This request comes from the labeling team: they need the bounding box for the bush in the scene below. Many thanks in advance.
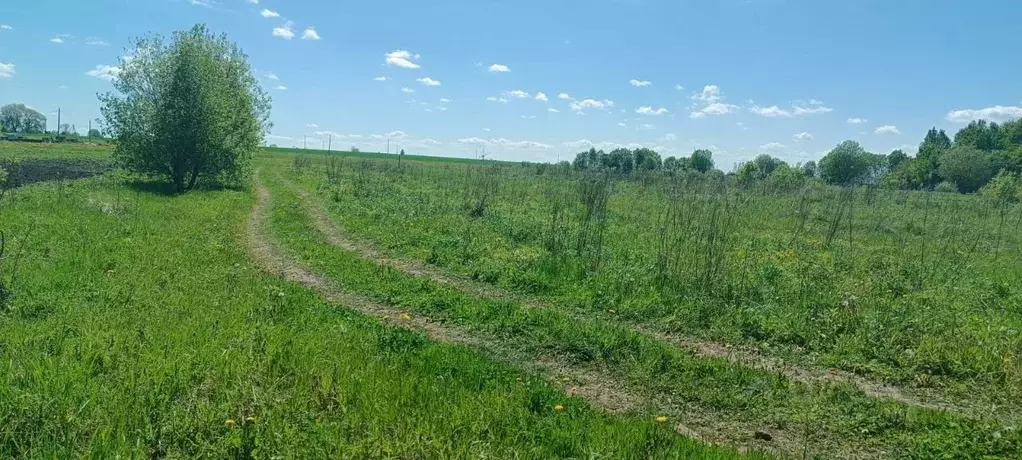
[99,24,271,192]
[934,181,959,193]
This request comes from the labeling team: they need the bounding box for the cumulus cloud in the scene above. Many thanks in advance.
[749,105,791,117]
[946,105,1022,123]
[793,105,833,116]
[301,28,320,40]
[0,25,12,31]
[85,64,120,81]
[557,93,573,100]
[662,133,678,141]
[385,50,420,69]
[85,37,109,46]
[401,87,415,93]
[630,79,652,87]
[307,123,319,128]
[488,64,510,72]
[458,137,552,150]
[689,85,737,118]
[486,96,508,103]
[50,36,65,44]
[374,76,389,81]
[272,22,294,39]
[636,106,669,115]
[847,117,867,124]
[520,115,536,119]
[792,132,813,142]
[548,108,559,113]
[274,85,288,90]
[0,62,14,78]
[674,84,684,90]
[875,125,900,135]
[247,0,258,3]
[692,85,722,103]
[760,142,786,151]
[750,101,833,117]
[416,77,441,86]
[617,122,626,127]
[261,8,279,17]
[570,98,614,113]
[439,98,450,103]
[535,92,548,102]
[505,90,530,99]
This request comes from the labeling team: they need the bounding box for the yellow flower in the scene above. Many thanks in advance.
[399,313,411,321]
[245,416,257,423]
[225,419,236,428]
[655,415,668,423]
[554,404,565,413]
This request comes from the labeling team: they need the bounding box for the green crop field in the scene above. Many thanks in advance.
[2,141,1019,458]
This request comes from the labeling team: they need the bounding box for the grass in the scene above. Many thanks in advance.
[0,141,113,161]
[0,146,757,458]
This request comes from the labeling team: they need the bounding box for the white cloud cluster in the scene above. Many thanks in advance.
[690,85,738,118]
[792,132,813,142]
[85,37,109,46]
[85,64,120,81]
[488,64,510,72]
[875,125,900,135]
[557,93,572,100]
[301,28,320,40]
[749,100,833,118]
[535,92,548,102]
[401,87,415,93]
[505,90,530,99]
[0,25,12,31]
[261,8,279,17]
[570,98,614,113]
[486,96,508,103]
[847,117,867,124]
[272,22,295,39]
[630,79,651,87]
[416,77,441,86]
[636,106,669,115]
[374,76,389,81]
[760,142,786,151]
[274,85,288,90]
[0,62,14,78]
[385,50,421,69]
[457,137,552,149]
[946,105,1022,123]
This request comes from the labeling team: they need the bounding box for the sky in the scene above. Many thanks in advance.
[2,0,1022,168]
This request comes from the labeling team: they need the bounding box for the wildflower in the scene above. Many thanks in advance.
[225,419,236,428]
[399,313,411,321]
[245,416,257,423]
[655,415,668,423]
[278,291,285,298]
[554,404,565,413]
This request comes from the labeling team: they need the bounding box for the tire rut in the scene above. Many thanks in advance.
[276,172,1014,423]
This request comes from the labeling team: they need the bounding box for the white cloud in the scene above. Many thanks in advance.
[190,0,214,7]
[274,85,288,90]
[691,102,738,118]
[760,142,786,151]
[792,132,813,142]
[662,133,678,141]
[482,128,491,132]
[689,85,738,118]
[557,93,573,100]
[505,90,530,99]
[301,28,320,40]
[387,130,407,138]
[792,105,832,116]
[520,115,536,119]
[50,36,64,44]
[692,85,722,103]
[439,98,450,103]
[636,106,669,115]
[385,50,420,69]
[272,22,294,39]
[267,134,292,141]
[749,105,791,117]
[437,107,447,111]
[458,137,552,150]
[630,79,652,87]
[459,137,488,144]
[847,117,867,124]
[570,98,614,112]
[535,92,548,102]
[0,62,14,78]
[548,108,559,113]
[617,122,626,127]
[266,72,280,80]
[674,84,684,90]
[247,0,258,3]
[57,85,68,89]
[401,87,415,93]
[85,37,109,46]
[0,25,12,31]
[488,64,510,72]
[307,123,319,128]
[875,125,900,135]
[486,96,508,103]
[416,77,441,86]
[374,76,389,81]
[946,105,1022,123]
[85,64,120,81]
[261,8,279,17]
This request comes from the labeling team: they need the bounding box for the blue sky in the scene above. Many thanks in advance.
[2,0,1022,167]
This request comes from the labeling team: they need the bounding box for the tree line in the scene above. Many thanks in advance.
[570,119,1022,195]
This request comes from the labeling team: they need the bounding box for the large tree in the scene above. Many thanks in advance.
[938,146,1001,193]
[0,104,47,133]
[819,140,871,186]
[99,24,271,192]
[690,149,714,173]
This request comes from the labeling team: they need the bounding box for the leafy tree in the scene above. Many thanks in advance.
[801,160,818,178]
[735,162,759,187]
[690,149,714,173]
[606,148,633,173]
[915,127,952,188]
[937,146,1001,193]
[954,120,1002,151]
[99,24,272,193]
[887,149,908,170]
[632,148,661,171]
[0,104,47,133]
[59,123,74,136]
[819,140,870,186]
[766,163,806,191]
[981,170,1022,206]
[934,181,959,193]
[88,128,102,138]
[753,154,784,178]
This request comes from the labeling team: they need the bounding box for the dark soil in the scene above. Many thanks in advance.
[0,159,112,188]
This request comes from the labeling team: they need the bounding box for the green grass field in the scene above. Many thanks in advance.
[1,142,1020,458]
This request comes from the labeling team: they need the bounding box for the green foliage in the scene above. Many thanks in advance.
[819,140,870,185]
[632,147,661,171]
[752,154,783,178]
[938,146,1001,193]
[735,162,758,187]
[934,180,958,193]
[981,170,1022,206]
[954,119,1003,151]
[801,160,818,178]
[690,149,714,173]
[765,163,805,191]
[99,24,271,192]
[0,103,47,133]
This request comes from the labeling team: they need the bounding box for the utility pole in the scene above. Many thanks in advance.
[303,135,307,149]
[328,135,332,153]
[56,108,61,137]
[387,139,390,154]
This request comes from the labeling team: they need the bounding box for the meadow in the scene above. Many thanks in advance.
[0,141,1020,458]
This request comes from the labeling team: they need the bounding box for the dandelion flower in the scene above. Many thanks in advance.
[245,416,257,423]
[399,313,411,321]
[225,419,236,428]
[655,415,668,423]
[554,404,564,413]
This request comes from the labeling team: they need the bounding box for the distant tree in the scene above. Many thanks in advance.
[632,148,661,171]
[99,24,272,193]
[690,149,714,173]
[399,148,405,156]
[59,123,74,136]
[766,163,806,191]
[0,104,47,133]
[735,162,759,187]
[915,127,952,188]
[887,149,908,171]
[937,146,1001,193]
[934,181,959,193]
[981,170,1022,206]
[819,140,870,186]
[954,120,1003,151]
[753,154,784,178]
[606,148,633,173]
[88,128,102,138]
[350,146,360,152]
[801,160,819,178]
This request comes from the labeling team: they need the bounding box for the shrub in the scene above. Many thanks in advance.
[934,181,959,193]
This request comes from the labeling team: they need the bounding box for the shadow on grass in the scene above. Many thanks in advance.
[124,178,245,196]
